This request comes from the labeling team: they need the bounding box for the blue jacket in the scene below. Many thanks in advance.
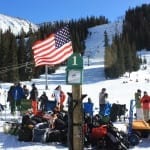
[12,85,24,101]
[83,102,94,116]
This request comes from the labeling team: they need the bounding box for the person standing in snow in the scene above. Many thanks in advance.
[39,91,48,112]
[52,85,66,111]
[134,89,143,120]
[83,97,94,116]
[23,85,29,100]
[11,82,24,112]
[99,88,106,115]
[140,91,150,122]
[29,83,38,115]
[7,85,15,114]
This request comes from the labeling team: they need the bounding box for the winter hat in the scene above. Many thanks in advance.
[32,83,35,87]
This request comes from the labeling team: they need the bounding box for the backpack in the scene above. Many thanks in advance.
[18,126,33,142]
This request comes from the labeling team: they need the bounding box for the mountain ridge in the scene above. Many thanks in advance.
[0,13,39,36]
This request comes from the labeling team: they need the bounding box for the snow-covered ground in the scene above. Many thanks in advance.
[0,51,150,149]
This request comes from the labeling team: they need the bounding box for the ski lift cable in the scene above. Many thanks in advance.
[0,62,33,71]
[0,65,28,74]
[0,65,25,74]
[0,61,34,74]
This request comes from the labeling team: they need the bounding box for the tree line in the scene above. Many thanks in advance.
[0,16,108,82]
[0,4,149,82]
[104,4,150,78]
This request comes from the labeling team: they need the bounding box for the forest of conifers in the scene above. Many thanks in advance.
[0,4,149,82]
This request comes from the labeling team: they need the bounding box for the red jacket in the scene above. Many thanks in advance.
[140,95,150,110]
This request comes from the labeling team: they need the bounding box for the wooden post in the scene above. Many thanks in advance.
[67,92,73,150]
[67,92,87,150]
[66,53,85,150]
[72,85,83,150]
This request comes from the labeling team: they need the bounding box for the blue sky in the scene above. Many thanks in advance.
[0,0,149,24]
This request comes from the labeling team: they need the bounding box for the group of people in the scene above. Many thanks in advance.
[135,89,150,122]
[6,82,150,123]
[98,87,150,122]
[83,88,110,117]
[7,82,29,114]
[7,82,66,115]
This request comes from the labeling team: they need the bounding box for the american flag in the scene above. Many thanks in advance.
[32,26,73,67]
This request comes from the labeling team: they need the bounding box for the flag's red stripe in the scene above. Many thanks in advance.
[35,47,73,66]
[35,48,73,65]
[32,34,54,49]
[35,46,73,65]
[34,42,72,60]
[33,43,55,57]
[35,54,72,66]
[33,36,55,56]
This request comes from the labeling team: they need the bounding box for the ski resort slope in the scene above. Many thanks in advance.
[0,21,150,149]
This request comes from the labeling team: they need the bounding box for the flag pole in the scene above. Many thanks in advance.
[45,65,48,90]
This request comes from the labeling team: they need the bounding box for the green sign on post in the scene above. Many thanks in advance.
[66,53,83,85]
